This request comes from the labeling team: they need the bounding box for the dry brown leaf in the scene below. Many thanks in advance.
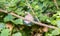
[6,22,13,31]
[34,33,42,36]
[42,27,48,32]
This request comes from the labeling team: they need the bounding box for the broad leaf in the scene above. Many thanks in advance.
[51,29,60,35]
[13,19,23,25]
[1,29,10,36]
[56,20,60,28]
[0,23,5,31]
[12,32,22,36]
[4,14,15,22]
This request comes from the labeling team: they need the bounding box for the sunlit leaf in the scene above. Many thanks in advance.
[51,29,60,35]
[1,29,10,36]
[56,20,60,28]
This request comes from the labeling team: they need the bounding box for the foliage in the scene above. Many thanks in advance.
[0,0,60,36]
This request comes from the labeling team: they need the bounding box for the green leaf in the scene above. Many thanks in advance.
[34,5,39,10]
[43,0,48,7]
[13,19,23,25]
[4,14,15,22]
[39,0,44,2]
[12,32,22,36]
[1,29,10,36]
[5,6,17,12]
[51,20,56,25]
[39,14,48,21]
[0,0,6,3]
[6,0,20,7]
[0,23,5,31]
[15,8,24,15]
[56,20,60,28]
[51,29,60,35]
[45,33,53,36]
[18,1,26,7]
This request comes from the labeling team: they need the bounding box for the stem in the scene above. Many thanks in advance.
[0,9,57,29]
[53,0,59,9]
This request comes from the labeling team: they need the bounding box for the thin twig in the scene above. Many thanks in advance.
[25,0,40,22]
[0,9,57,29]
[53,0,59,9]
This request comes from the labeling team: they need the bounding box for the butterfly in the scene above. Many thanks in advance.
[24,12,34,26]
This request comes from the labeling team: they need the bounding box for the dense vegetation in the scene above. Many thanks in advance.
[0,0,60,36]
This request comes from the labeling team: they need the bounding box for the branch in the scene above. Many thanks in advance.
[53,0,59,9]
[0,9,58,29]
